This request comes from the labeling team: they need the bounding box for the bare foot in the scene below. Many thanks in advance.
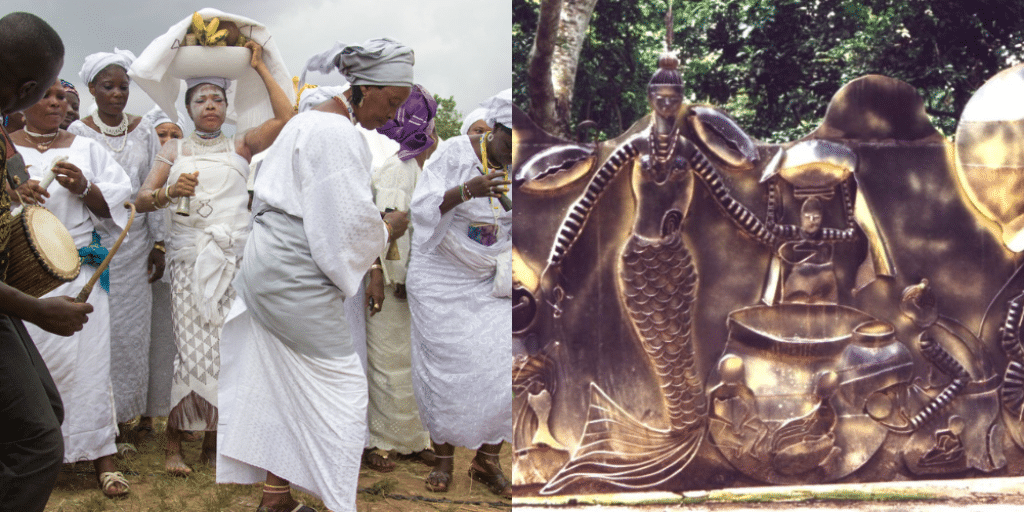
[165,452,191,476]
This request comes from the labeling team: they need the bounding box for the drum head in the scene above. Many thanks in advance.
[23,206,80,279]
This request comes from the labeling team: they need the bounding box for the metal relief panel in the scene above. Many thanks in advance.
[513,70,1024,497]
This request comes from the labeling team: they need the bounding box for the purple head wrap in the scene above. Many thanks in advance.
[376,84,437,161]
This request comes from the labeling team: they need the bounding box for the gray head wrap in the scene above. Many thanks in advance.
[300,38,414,89]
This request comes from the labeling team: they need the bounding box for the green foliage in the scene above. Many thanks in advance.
[513,0,535,110]
[516,0,1024,142]
[433,94,462,141]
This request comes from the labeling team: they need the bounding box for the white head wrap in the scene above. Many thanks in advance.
[479,88,513,129]
[185,76,231,93]
[80,48,136,85]
[298,85,349,114]
[143,105,184,130]
[460,107,490,135]
[300,38,414,89]
[128,8,294,132]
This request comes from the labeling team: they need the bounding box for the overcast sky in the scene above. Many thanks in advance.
[5,0,511,122]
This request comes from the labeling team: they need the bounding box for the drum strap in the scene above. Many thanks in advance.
[77,230,109,293]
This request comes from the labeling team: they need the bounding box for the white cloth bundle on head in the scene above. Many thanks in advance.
[459,107,489,135]
[128,8,294,132]
[298,85,348,114]
[480,88,512,129]
[300,38,414,89]
[80,48,136,85]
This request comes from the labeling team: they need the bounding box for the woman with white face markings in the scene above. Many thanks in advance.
[134,39,293,477]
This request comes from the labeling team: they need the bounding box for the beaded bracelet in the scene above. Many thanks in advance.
[76,177,91,199]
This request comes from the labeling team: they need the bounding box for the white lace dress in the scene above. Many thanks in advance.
[68,117,163,423]
[365,151,431,454]
[165,134,249,431]
[407,136,513,448]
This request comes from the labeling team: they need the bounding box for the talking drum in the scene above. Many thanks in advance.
[5,205,81,297]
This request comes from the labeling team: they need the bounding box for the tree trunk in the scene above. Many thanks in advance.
[527,0,600,138]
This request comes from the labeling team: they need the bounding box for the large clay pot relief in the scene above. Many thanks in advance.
[707,305,912,483]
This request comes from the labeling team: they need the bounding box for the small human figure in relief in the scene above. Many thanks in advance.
[779,197,838,303]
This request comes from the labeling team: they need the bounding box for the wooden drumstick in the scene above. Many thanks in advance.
[75,202,135,303]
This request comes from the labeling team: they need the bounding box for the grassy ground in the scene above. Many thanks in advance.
[44,418,512,512]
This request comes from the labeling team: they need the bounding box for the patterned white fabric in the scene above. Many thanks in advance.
[218,111,387,512]
[219,308,366,512]
[68,117,162,422]
[364,142,430,453]
[19,136,132,461]
[371,149,418,284]
[249,111,388,298]
[166,137,250,429]
[407,136,512,448]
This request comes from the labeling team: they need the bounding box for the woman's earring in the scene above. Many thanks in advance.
[487,132,494,141]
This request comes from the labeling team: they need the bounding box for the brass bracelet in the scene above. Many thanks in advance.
[152,242,166,254]
[155,187,168,209]
[370,263,383,271]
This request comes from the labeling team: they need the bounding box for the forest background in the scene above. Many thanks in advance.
[513,0,1024,143]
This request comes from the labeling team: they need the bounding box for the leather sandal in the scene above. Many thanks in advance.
[469,456,512,499]
[99,471,130,498]
[425,465,452,492]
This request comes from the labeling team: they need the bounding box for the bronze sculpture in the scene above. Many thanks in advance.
[513,52,1024,495]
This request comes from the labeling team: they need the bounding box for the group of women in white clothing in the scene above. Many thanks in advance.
[9,12,513,511]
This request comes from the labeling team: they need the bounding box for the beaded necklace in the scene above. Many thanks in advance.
[478,133,502,224]
[23,127,58,152]
[479,132,512,211]
[189,130,228,152]
[92,111,130,153]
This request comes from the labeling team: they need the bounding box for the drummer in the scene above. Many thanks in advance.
[0,12,95,512]
[11,79,133,498]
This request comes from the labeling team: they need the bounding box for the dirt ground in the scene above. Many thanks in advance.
[44,419,512,512]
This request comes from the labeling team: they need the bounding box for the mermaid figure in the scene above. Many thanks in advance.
[539,53,774,493]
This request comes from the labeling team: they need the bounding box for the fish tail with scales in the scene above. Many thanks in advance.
[620,231,707,430]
